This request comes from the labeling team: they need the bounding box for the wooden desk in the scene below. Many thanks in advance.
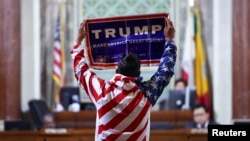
[0,129,95,141]
[0,130,39,141]
[186,129,208,141]
[0,129,207,141]
[150,129,207,141]
[40,129,95,141]
[53,110,193,129]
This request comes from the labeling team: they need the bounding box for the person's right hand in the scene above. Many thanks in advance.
[164,18,175,41]
[76,20,87,45]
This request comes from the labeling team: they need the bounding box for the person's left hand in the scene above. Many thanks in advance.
[164,18,175,41]
[76,20,87,45]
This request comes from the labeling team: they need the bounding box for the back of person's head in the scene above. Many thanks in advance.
[174,78,187,90]
[116,53,141,77]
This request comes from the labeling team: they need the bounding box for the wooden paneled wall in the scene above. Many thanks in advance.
[233,0,250,119]
[0,0,21,120]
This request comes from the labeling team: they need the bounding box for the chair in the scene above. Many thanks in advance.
[4,120,32,131]
[28,99,53,130]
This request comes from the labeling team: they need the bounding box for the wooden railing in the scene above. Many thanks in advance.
[0,110,199,141]
[0,129,208,141]
[53,110,193,129]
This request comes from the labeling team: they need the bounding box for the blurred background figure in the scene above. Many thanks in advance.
[184,103,219,129]
[174,78,187,91]
[68,95,81,112]
[54,103,64,112]
[43,113,55,128]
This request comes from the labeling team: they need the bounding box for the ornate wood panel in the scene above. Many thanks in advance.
[0,0,21,120]
[233,0,250,119]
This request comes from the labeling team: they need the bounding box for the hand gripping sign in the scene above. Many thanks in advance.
[84,13,169,69]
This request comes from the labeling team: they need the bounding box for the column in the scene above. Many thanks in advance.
[21,0,41,112]
[212,0,233,124]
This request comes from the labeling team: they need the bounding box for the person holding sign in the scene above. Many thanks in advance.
[70,17,177,141]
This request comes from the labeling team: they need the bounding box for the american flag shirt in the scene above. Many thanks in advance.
[71,41,177,141]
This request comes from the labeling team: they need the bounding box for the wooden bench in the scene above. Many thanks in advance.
[53,110,193,129]
[151,110,193,129]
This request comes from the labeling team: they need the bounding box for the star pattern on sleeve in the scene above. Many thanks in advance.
[146,90,152,97]
[160,66,170,72]
[150,81,158,89]
[136,41,177,106]
[168,56,174,63]
[155,76,162,82]
[154,96,158,101]
[165,46,172,52]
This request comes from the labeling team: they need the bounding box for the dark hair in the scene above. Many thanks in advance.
[116,53,141,77]
[192,103,209,113]
[174,78,187,87]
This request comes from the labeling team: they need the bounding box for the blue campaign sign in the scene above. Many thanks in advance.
[85,13,168,69]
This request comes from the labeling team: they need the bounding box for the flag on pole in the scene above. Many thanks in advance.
[181,7,195,89]
[181,7,196,110]
[52,7,65,104]
[194,7,210,108]
[53,17,63,85]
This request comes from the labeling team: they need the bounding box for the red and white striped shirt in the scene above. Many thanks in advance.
[71,41,177,141]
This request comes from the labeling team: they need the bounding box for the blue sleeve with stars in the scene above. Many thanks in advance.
[136,41,177,106]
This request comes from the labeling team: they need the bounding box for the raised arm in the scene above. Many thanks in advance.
[136,18,177,106]
[70,20,106,104]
